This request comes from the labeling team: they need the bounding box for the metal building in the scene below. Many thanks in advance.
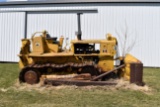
[0,0,160,67]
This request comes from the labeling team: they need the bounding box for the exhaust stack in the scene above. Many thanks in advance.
[76,13,82,40]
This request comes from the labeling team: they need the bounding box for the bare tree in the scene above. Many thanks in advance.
[115,20,137,57]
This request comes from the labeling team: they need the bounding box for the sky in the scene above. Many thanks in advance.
[0,0,45,2]
[0,0,28,2]
[0,0,6,2]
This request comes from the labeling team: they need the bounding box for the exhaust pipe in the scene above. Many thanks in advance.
[76,13,82,40]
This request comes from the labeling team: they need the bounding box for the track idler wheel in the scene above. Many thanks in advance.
[23,70,40,84]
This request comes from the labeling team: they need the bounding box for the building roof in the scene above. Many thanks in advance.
[0,0,160,6]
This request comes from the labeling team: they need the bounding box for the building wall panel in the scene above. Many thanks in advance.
[0,3,160,67]
[0,12,25,62]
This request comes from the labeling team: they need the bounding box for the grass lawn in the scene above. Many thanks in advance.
[0,63,160,107]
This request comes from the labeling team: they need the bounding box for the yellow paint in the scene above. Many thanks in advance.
[20,31,143,81]
[98,56,114,71]
[123,54,141,80]
[32,36,45,54]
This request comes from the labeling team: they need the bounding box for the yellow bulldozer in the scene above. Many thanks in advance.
[18,12,143,86]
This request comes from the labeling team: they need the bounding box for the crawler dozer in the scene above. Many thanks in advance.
[18,13,143,86]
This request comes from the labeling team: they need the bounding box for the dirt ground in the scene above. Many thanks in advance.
[1,78,150,95]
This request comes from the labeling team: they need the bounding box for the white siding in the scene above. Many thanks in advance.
[0,12,25,62]
[0,3,160,67]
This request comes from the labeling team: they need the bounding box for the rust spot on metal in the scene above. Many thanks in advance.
[73,73,91,80]
[44,79,116,86]
[19,61,111,85]
[24,70,39,84]
[130,63,145,86]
